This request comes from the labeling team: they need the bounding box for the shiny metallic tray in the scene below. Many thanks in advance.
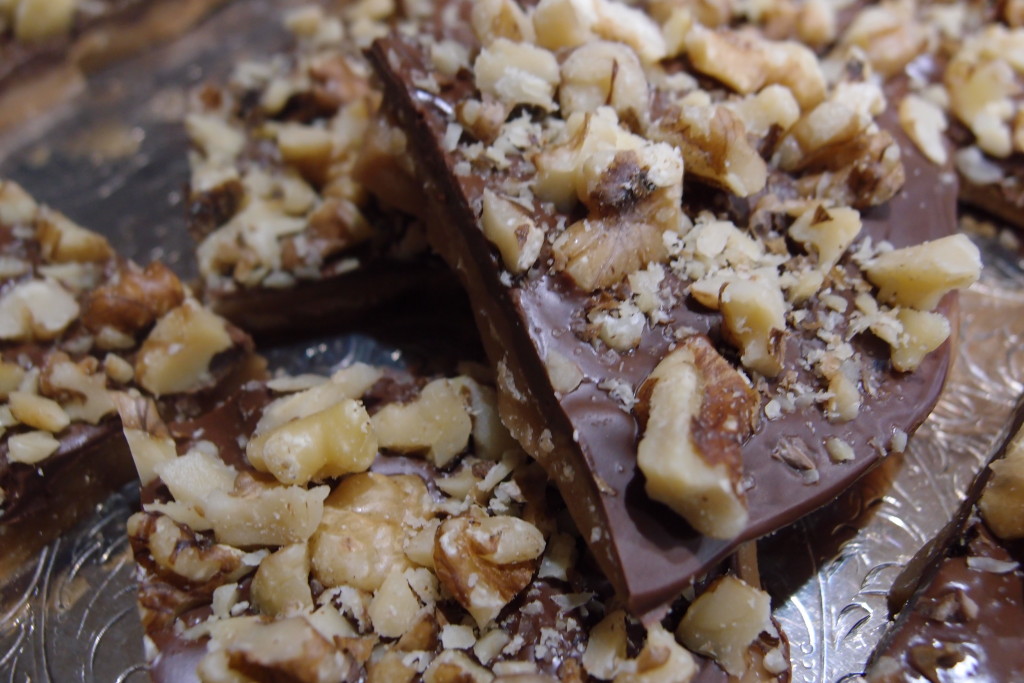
[2,2,1024,680]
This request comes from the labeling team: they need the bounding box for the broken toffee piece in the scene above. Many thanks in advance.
[0,180,260,523]
[868,407,1024,682]
[120,364,791,682]
[0,0,229,129]
[369,0,981,616]
[185,6,454,335]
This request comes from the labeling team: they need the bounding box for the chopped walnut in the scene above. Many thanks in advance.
[865,235,982,311]
[371,378,472,467]
[471,0,535,45]
[480,190,544,274]
[634,335,759,539]
[979,425,1024,540]
[36,209,114,264]
[677,576,778,677]
[559,40,649,126]
[434,512,544,627]
[473,38,560,111]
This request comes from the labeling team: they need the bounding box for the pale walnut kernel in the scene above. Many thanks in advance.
[553,218,667,292]
[531,0,598,50]
[725,85,801,139]
[788,204,862,271]
[129,512,248,585]
[615,624,697,683]
[371,378,472,468]
[13,0,75,43]
[246,399,377,486]
[40,354,115,424]
[199,617,353,683]
[203,481,329,548]
[979,425,1024,540]
[135,300,234,396]
[559,40,649,126]
[0,180,38,224]
[719,277,787,378]
[113,393,177,485]
[865,234,981,311]
[592,0,667,64]
[0,279,80,342]
[325,472,430,523]
[0,361,24,399]
[899,94,949,166]
[6,430,59,464]
[677,576,778,677]
[473,39,560,111]
[434,513,544,627]
[252,543,314,616]
[423,651,494,683]
[311,509,410,592]
[480,190,544,274]
[582,610,628,679]
[471,0,535,45]
[840,3,928,78]
[368,567,423,639]
[890,308,950,372]
[36,209,113,264]
[652,105,767,197]
[634,335,758,539]
[8,391,70,433]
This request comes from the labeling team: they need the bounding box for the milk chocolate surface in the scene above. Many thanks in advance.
[369,24,959,616]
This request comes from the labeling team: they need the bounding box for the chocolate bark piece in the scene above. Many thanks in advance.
[0,0,230,130]
[185,5,458,336]
[121,364,791,682]
[867,400,1024,682]
[0,179,262,524]
[368,0,977,617]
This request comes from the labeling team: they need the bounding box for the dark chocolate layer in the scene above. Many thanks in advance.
[369,33,957,616]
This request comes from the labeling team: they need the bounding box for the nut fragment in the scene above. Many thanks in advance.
[247,399,377,485]
[369,567,423,639]
[615,624,697,683]
[480,190,544,274]
[0,279,80,342]
[677,575,777,677]
[8,391,70,433]
[434,513,544,627]
[532,0,598,51]
[371,378,472,467]
[471,0,534,45]
[899,94,949,166]
[129,512,247,584]
[13,0,76,42]
[865,235,982,311]
[652,104,766,197]
[553,218,668,292]
[890,308,950,373]
[473,38,560,110]
[788,204,862,271]
[82,261,185,336]
[135,300,234,396]
[36,209,114,264]
[252,543,314,616]
[40,354,115,424]
[979,424,1024,540]
[312,505,411,592]
[719,277,787,377]
[634,335,759,539]
[6,430,60,464]
[559,41,649,125]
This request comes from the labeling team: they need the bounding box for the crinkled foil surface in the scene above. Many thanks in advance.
[2,3,1024,681]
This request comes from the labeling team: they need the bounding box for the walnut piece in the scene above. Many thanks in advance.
[371,378,472,467]
[135,300,234,396]
[12,0,76,43]
[979,424,1024,540]
[788,204,862,271]
[473,38,560,111]
[480,190,544,274]
[36,209,114,264]
[559,40,649,125]
[615,624,697,683]
[865,235,982,311]
[677,576,778,677]
[247,399,377,486]
[434,513,544,627]
[0,279,80,342]
[252,544,315,616]
[82,261,185,337]
[634,335,759,539]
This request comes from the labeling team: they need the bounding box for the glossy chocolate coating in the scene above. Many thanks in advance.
[368,35,958,617]
[870,525,1024,682]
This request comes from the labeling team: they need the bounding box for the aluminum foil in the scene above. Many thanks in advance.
[2,3,1024,680]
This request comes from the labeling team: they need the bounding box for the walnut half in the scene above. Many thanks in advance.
[634,335,759,539]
